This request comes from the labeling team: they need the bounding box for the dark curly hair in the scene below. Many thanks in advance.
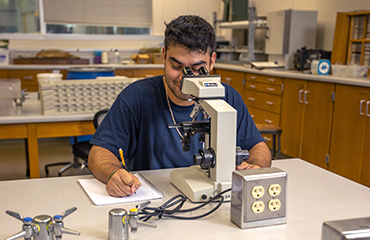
[164,15,215,57]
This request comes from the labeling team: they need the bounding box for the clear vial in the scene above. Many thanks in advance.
[114,49,121,64]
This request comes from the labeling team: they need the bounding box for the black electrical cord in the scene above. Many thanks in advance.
[138,188,231,221]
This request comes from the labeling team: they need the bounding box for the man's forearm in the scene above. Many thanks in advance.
[88,145,123,183]
[247,142,272,168]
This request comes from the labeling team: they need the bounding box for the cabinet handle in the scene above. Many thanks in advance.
[263,136,272,142]
[267,78,275,82]
[265,119,273,124]
[251,114,255,118]
[249,76,256,79]
[22,76,33,80]
[366,101,370,117]
[299,89,304,103]
[249,84,256,88]
[266,101,274,105]
[267,87,275,92]
[359,99,366,115]
[248,97,255,101]
[304,90,309,104]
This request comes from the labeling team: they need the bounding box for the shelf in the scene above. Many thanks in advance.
[219,20,267,29]
[216,48,265,54]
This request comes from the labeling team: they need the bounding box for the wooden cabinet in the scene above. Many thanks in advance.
[244,73,282,123]
[244,73,282,148]
[115,68,165,78]
[132,68,164,78]
[329,84,370,185]
[280,78,334,168]
[114,69,133,77]
[215,69,245,98]
[0,70,7,78]
[331,11,370,71]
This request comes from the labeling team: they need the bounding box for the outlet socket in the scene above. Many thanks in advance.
[268,199,281,211]
[251,186,265,199]
[251,201,265,213]
[268,184,281,197]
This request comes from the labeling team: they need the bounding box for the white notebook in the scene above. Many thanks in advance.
[78,173,163,206]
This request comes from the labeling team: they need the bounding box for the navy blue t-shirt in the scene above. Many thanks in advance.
[90,75,264,171]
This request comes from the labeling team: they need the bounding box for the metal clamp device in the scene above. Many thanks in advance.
[5,207,80,240]
[109,201,156,240]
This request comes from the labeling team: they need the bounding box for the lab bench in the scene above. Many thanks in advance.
[0,159,370,239]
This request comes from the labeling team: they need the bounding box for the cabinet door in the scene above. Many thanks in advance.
[216,69,245,98]
[300,81,334,168]
[360,107,370,187]
[329,85,368,182]
[0,70,7,78]
[114,69,132,77]
[280,78,305,157]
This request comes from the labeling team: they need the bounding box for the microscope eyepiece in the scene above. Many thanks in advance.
[198,66,209,76]
[182,67,194,76]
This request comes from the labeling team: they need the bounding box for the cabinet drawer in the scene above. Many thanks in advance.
[246,73,283,85]
[132,68,164,78]
[248,106,280,125]
[244,90,281,113]
[245,80,282,96]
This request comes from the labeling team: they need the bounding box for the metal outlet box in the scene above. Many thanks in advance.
[322,217,370,240]
[230,167,287,229]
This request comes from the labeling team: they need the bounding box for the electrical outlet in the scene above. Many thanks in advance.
[251,201,265,213]
[268,199,281,211]
[251,186,265,199]
[268,184,281,197]
[230,167,287,229]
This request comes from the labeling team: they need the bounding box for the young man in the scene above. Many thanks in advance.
[88,15,271,197]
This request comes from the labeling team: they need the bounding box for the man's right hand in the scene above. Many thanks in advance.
[105,169,141,197]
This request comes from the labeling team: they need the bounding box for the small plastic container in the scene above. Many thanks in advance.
[332,64,369,77]
[0,99,12,115]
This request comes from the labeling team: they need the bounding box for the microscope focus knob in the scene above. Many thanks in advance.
[193,148,215,169]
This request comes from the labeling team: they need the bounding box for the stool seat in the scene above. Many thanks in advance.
[255,123,282,159]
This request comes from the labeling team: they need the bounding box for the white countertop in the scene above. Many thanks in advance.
[0,92,94,124]
[0,159,369,239]
[215,63,370,88]
[1,62,370,87]
[0,63,164,70]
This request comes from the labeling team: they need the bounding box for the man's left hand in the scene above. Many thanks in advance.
[236,161,261,170]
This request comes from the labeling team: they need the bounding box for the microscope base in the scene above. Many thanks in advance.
[170,166,231,202]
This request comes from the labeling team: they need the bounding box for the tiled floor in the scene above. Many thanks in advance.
[0,138,91,181]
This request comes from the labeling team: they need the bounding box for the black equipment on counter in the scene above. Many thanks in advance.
[293,47,332,71]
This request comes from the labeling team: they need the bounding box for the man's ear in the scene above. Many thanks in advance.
[209,52,217,71]
[162,47,166,64]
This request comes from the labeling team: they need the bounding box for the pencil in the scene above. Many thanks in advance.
[119,148,126,167]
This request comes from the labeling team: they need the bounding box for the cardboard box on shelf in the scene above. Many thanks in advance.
[130,54,150,64]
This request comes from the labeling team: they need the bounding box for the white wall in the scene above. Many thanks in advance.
[9,0,221,51]
[250,0,370,50]
[7,0,370,52]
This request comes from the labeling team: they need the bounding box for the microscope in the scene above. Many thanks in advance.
[169,67,249,202]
